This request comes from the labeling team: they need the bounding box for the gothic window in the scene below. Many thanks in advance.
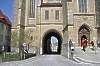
[29,0,35,18]
[45,10,49,20]
[55,10,59,20]
[78,0,87,13]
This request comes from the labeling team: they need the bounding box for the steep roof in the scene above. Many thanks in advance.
[0,10,11,28]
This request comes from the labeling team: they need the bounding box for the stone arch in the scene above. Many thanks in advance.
[42,29,63,54]
[78,24,91,46]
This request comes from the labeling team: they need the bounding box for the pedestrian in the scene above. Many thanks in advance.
[23,42,29,53]
[69,40,74,51]
[90,41,95,50]
[69,39,74,59]
[81,38,87,52]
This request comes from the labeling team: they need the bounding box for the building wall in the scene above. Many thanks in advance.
[66,0,97,46]
[0,15,11,52]
[13,0,99,55]
[36,6,63,54]
[95,0,100,43]
[40,7,62,23]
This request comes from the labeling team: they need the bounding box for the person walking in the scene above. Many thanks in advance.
[69,40,74,51]
[81,38,87,52]
[90,41,95,50]
[69,39,74,59]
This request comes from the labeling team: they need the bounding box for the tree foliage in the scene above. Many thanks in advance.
[11,31,19,47]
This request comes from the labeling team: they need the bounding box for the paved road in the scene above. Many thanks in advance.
[0,55,99,66]
[74,47,100,64]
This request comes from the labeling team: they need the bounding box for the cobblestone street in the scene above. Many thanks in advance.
[0,55,99,66]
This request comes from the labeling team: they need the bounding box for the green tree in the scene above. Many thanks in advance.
[24,30,34,46]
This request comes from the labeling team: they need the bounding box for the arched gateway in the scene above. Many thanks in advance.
[42,29,62,54]
[78,24,90,46]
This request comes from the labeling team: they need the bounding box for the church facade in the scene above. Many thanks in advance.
[63,0,97,46]
[12,0,100,55]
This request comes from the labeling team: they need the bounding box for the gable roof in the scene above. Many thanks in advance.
[0,10,11,28]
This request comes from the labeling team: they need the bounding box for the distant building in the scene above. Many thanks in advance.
[0,10,11,52]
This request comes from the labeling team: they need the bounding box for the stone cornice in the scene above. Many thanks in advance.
[25,24,36,27]
[37,22,63,25]
[40,3,62,7]
[73,13,96,16]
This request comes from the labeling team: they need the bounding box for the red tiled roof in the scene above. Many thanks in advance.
[0,10,11,28]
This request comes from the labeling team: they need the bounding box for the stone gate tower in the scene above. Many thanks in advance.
[12,0,63,54]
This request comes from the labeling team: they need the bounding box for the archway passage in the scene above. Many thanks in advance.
[42,30,62,54]
[78,24,90,46]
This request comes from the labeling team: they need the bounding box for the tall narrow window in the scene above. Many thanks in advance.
[55,10,59,20]
[45,10,49,20]
[78,0,87,13]
[0,22,4,42]
[29,0,35,18]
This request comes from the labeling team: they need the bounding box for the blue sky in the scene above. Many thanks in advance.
[51,36,58,44]
[0,0,13,22]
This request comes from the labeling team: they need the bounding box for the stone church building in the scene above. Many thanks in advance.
[12,0,100,55]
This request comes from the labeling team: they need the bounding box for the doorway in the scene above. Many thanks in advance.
[42,29,62,54]
[78,24,90,46]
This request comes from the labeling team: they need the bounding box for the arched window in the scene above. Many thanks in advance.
[29,0,35,18]
[78,0,87,13]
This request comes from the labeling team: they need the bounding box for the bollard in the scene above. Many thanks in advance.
[71,49,74,60]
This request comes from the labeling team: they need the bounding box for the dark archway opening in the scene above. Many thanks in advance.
[81,35,87,40]
[78,24,90,46]
[42,30,62,55]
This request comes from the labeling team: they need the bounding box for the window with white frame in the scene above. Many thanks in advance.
[78,0,87,13]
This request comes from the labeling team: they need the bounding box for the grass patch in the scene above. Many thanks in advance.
[0,52,36,62]
[0,52,20,62]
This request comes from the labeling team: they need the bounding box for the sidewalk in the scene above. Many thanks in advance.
[74,47,100,64]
